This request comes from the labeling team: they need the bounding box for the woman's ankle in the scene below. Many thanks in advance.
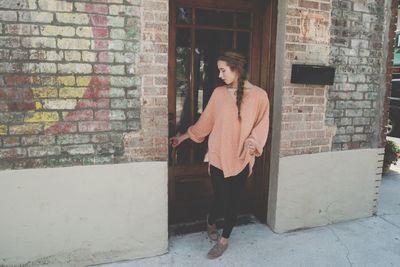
[219,237,229,245]
[207,214,216,226]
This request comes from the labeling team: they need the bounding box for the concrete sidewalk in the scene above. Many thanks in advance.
[100,165,400,267]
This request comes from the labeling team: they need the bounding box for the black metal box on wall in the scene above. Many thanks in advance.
[291,64,335,85]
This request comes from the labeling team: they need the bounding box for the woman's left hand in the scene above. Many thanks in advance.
[245,139,256,156]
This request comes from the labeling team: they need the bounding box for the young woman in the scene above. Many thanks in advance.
[170,51,270,259]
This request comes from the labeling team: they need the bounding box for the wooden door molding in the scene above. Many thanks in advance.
[254,0,278,223]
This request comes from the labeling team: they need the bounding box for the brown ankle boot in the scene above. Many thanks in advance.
[207,240,228,259]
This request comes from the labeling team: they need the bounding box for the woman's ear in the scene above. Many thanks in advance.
[234,70,241,80]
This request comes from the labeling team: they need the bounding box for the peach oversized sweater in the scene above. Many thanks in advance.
[187,85,270,178]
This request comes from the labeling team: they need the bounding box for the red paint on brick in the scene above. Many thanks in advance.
[0,88,34,99]
[94,40,109,49]
[5,75,31,86]
[94,64,110,74]
[8,102,36,111]
[76,98,110,109]
[93,27,109,38]
[94,110,110,120]
[97,99,110,108]
[76,99,95,109]
[32,5,113,136]
[80,87,109,98]
[98,52,111,62]
[87,76,110,86]
[92,87,110,98]
[45,122,77,134]
[84,3,109,15]
[63,110,93,121]
[90,15,108,26]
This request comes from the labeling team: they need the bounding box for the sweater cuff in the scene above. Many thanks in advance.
[187,126,205,143]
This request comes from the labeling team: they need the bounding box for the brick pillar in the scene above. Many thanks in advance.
[328,0,392,150]
[280,0,336,156]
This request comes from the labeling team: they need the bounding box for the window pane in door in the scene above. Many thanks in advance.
[237,31,250,66]
[176,7,192,24]
[196,9,234,27]
[175,28,192,165]
[236,12,251,29]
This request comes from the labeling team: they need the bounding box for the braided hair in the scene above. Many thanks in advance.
[217,51,248,121]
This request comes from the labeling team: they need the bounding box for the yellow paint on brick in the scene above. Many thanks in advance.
[35,102,43,110]
[41,25,75,37]
[76,76,91,87]
[31,87,58,98]
[58,76,75,86]
[59,87,87,98]
[9,123,43,135]
[24,112,59,123]
[44,122,57,130]
[0,125,7,135]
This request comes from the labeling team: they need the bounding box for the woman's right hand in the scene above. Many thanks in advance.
[169,132,189,148]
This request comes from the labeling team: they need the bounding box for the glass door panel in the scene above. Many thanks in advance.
[236,12,251,29]
[237,31,250,63]
[196,9,234,27]
[176,7,192,24]
[175,28,192,165]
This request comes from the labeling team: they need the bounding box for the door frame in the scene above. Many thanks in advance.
[254,0,278,223]
[167,0,278,224]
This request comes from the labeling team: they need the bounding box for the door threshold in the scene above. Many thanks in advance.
[168,214,259,237]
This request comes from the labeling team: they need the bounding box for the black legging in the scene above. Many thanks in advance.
[207,164,249,238]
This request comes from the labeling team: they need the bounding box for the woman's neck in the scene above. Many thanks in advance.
[227,80,252,89]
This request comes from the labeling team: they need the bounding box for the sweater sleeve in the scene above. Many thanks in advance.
[187,90,217,143]
[246,91,270,157]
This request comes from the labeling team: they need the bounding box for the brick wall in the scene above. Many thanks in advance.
[280,0,336,156]
[0,0,168,170]
[280,0,391,156]
[327,0,389,150]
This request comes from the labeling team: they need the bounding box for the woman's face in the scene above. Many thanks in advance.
[217,60,238,86]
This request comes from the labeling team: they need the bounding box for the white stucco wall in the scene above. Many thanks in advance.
[0,161,168,266]
[268,148,383,233]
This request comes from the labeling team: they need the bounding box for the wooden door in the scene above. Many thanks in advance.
[168,0,265,224]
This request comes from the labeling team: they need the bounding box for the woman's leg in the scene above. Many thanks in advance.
[208,165,229,226]
[207,165,249,259]
[221,165,248,239]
